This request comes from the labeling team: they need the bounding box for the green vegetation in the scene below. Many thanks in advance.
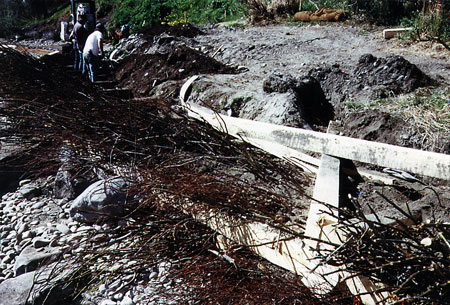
[1,0,448,47]
[411,86,450,110]
[300,0,449,45]
[114,0,165,28]
[347,0,449,44]
[0,9,17,37]
[301,0,348,11]
[165,0,246,25]
[97,0,245,31]
[0,0,21,38]
[406,11,450,44]
[345,0,421,25]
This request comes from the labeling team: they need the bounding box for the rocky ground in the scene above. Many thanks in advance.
[1,21,449,304]
[0,177,190,305]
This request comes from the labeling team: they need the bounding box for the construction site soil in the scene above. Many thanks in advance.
[1,22,449,303]
[115,45,237,95]
[1,20,449,247]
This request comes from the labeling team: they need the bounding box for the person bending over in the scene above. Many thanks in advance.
[83,23,104,83]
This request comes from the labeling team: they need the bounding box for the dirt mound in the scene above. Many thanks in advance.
[115,45,237,96]
[354,54,433,95]
[305,64,349,105]
[338,109,450,154]
[341,110,405,145]
[356,182,450,223]
[308,54,433,105]
[135,23,205,53]
[139,23,204,39]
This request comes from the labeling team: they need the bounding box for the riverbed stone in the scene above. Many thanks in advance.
[0,263,82,305]
[56,223,70,234]
[32,237,51,248]
[14,245,61,276]
[69,177,132,223]
[18,183,41,200]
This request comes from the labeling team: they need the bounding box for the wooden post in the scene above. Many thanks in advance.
[299,0,303,11]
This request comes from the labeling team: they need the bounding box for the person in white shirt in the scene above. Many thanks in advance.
[83,23,104,82]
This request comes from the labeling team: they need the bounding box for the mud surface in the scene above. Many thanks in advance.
[182,24,449,151]
[193,24,450,83]
[115,45,237,96]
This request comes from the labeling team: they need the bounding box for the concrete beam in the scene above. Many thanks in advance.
[182,98,449,180]
[383,27,413,39]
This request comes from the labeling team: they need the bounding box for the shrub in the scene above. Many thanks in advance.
[112,0,167,30]
[104,0,246,30]
[246,0,275,23]
[301,0,349,11]
[246,0,298,23]
[0,11,17,38]
[96,0,120,18]
[0,3,20,38]
[346,0,422,25]
[408,10,450,44]
[164,0,246,25]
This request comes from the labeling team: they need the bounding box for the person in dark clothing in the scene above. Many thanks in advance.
[69,15,88,73]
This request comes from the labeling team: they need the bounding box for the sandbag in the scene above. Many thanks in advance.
[294,8,345,22]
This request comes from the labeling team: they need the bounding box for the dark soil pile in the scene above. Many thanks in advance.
[139,23,204,40]
[308,54,433,105]
[338,109,450,154]
[0,45,97,102]
[356,182,450,223]
[341,109,407,145]
[306,64,349,105]
[115,45,237,96]
[354,54,433,94]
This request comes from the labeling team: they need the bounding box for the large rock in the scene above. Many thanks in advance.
[17,182,42,200]
[53,168,75,199]
[0,271,35,305]
[0,263,82,305]
[14,245,61,277]
[69,177,131,223]
[53,145,92,200]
